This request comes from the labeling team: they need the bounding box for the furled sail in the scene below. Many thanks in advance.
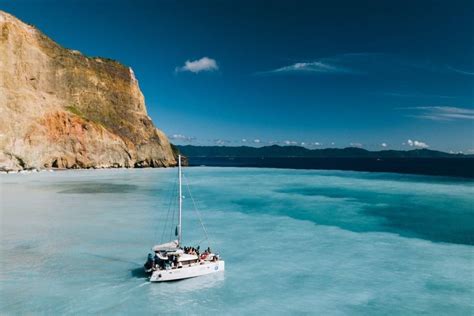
[152,240,179,251]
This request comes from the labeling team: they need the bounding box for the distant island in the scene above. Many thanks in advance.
[177,145,474,178]
[177,145,473,159]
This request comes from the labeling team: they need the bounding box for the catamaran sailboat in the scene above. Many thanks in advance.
[144,155,225,282]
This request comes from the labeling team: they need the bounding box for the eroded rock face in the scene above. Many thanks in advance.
[0,10,176,171]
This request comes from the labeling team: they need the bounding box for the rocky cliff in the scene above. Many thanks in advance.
[0,10,176,171]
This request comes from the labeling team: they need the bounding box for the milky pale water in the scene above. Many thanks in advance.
[1,167,473,315]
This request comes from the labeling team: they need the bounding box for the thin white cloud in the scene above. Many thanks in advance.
[447,66,474,76]
[257,53,388,75]
[253,139,261,144]
[259,54,473,78]
[241,138,247,143]
[403,106,474,121]
[407,139,429,148]
[176,57,218,73]
[350,142,363,148]
[214,139,230,145]
[169,134,195,142]
[381,143,387,147]
[382,92,456,99]
[283,140,298,145]
[266,61,350,74]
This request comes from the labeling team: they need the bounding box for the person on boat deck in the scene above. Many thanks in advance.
[153,253,160,270]
[144,253,154,270]
[185,246,199,255]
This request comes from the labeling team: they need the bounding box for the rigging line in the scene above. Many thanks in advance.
[162,198,172,244]
[169,196,177,243]
[161,183,175,241]
[195,237,208,247]
[155,180,172,243]
[166,189,178,243]
[183,173,212,246]
[163,194,176,242]
[160,178,176,243]
[168,183,178,243]
[154,190,167,245]
[160,176,178,244]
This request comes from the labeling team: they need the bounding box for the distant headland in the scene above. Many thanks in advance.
[177,145,473,159]
[177,145,474,178]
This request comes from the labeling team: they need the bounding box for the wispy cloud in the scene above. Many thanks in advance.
[175,57,218,73]
[446,66,474,76]
[350,142,363,148]
[214,139,230,145]
[258,53,474,78]
[407,139,429,148]
[264,61,351,74]
[169,134,196,142]
[402,106,474,121]
[381,143,387,147]
[238,139,328,148]
[256,53,379,75]
[381,92,456,99]
[404,62,474,76]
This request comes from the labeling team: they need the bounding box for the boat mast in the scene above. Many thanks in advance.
[177,154,182,246]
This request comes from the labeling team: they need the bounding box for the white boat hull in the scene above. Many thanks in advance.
[150,260,225,282]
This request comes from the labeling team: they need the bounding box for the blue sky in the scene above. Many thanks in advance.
[2,0,473,152]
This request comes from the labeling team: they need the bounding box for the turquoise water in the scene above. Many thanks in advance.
[1,168,473,314]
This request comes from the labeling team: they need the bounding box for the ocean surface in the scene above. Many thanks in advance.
[1,167,473,315]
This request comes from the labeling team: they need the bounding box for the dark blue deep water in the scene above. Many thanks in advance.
[188,157,474,178]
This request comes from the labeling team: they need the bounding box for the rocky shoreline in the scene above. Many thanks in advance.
[0,166,168,174]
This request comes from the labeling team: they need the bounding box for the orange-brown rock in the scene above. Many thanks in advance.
[0,10,176,171]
